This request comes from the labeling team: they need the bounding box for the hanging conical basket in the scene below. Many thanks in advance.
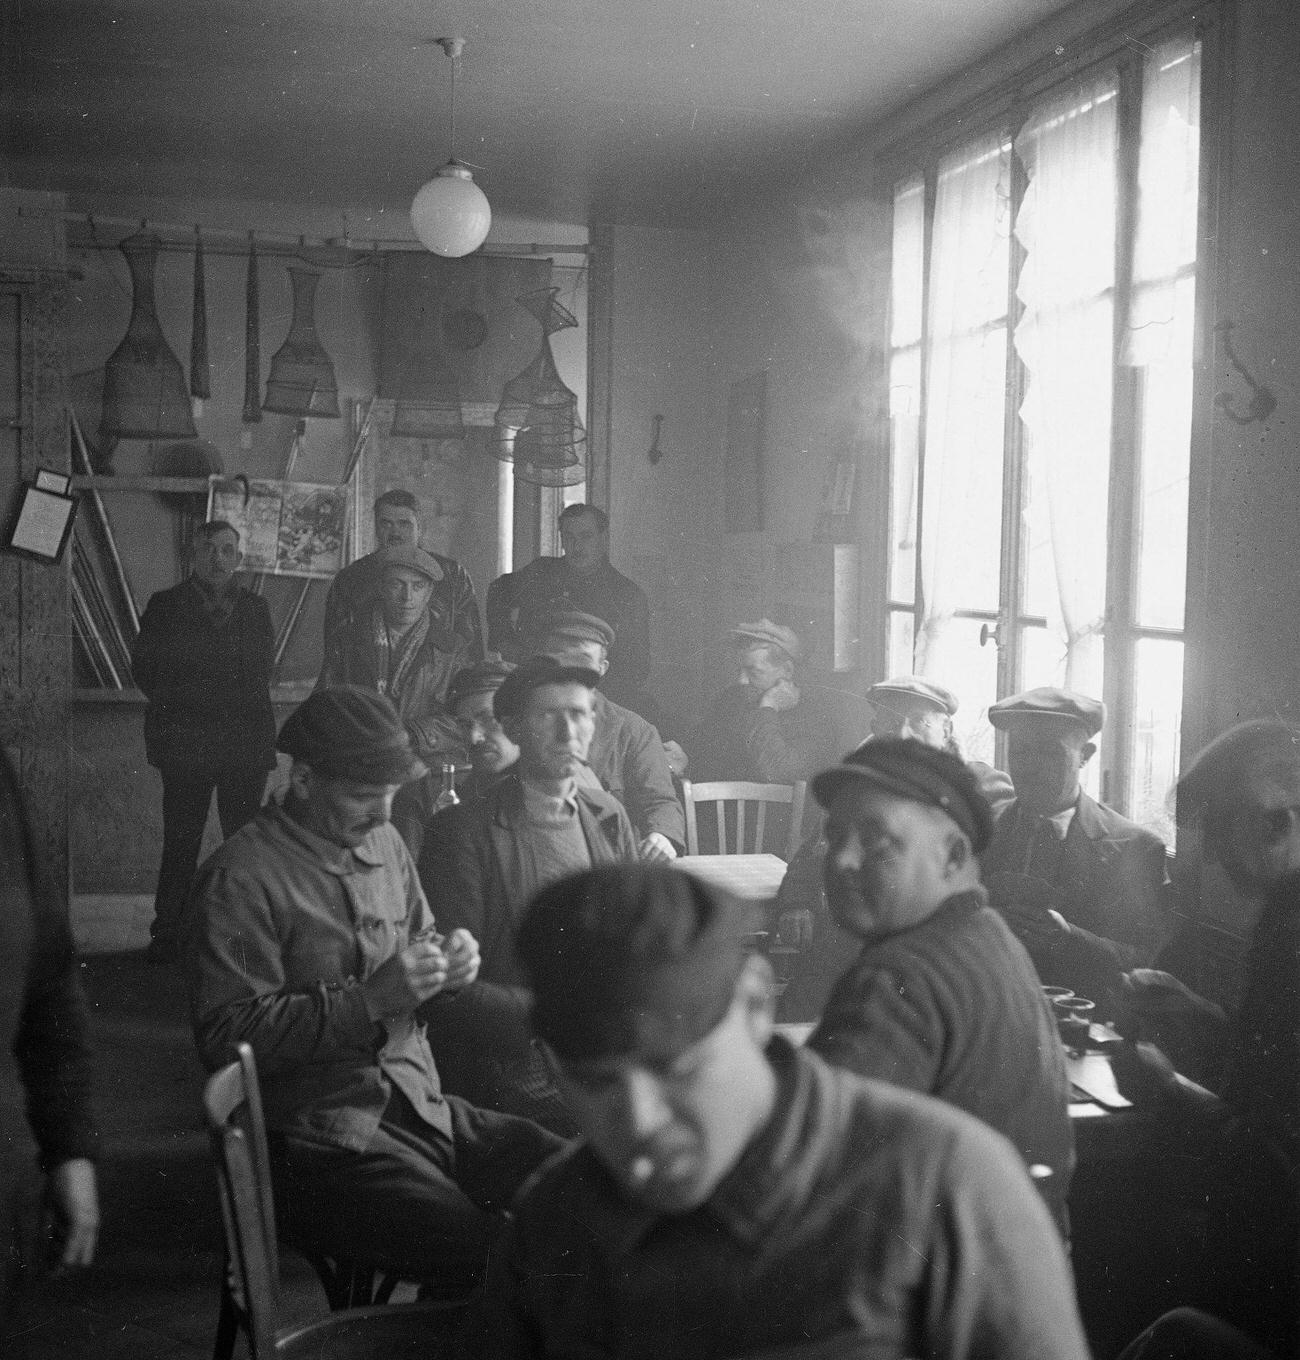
[263,265,340,418]
[492,286,585,476]
[100,233,197,442]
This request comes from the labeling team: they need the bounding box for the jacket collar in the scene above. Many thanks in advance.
[488,771,624,834]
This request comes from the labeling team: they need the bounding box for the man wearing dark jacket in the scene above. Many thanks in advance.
[982,687,1169,1011]
[131,520,275,962]
[807,738,1074,1237]
[419,655,639,1130]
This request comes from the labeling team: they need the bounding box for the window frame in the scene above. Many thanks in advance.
[876,3,1223,827]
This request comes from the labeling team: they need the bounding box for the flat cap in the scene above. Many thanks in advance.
[811,736,994,853]
[518,864,757,1062]
[534,608,616,650]
[729,618,802,661]
[278,685,427,784]
[447,660,515,711]
[988,687,1105,737]
[868,675,959,716]
[378,544,441,583]
[493,653,601,723]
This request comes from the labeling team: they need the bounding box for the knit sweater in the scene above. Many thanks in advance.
[810,889,1074,1233]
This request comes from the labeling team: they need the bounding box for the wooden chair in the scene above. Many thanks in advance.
[203,1042,464,1360]
[681,779,808,860]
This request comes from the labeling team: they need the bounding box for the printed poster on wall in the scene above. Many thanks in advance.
[206,477,350,579]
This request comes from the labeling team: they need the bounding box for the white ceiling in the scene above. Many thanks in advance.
[7,0,1082,230]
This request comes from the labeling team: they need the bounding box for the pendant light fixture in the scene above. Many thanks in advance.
[410,37,492,258]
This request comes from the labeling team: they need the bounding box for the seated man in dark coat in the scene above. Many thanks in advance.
[418,656,640,1131]
[807,738,1074,1236]
[982,686,1169,1011]
[534,609,684,860]
[777,675,1014,1020]
[186,687,562,1294]
[131,519,275,962]
[688,618,844,790]
[390,659,518,858]
[458,862,1090,1360]
[318,544,471,768]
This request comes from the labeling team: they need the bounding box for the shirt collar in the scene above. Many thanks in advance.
[520,776,580,818]
[574,1036,815,1260]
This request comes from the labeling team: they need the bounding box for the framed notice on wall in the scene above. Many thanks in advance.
[723,371,767,534]
[207,477,350,579]
[6,479,78,563]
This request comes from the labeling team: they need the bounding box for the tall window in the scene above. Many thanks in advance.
[887,33,1201,837]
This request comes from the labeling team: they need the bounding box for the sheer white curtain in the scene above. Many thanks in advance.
[916,134,1011,681]
[1014,76,1119,694]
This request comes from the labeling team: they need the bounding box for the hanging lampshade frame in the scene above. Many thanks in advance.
[263,264,340,418]
[491,286,585,473]
[99,233,197,442]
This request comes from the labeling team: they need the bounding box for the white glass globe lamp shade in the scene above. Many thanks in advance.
[410,162,492,258]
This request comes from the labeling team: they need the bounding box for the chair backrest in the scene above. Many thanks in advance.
[203,1042,282,1360]
[681,780,808,860]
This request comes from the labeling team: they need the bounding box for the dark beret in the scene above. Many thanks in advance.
[517,864,757,1062]
[988,687,1105,738]
[277,685,427,784]
[1176,719,1300,825]
[811,737,994,853]
[492,654,601,723]
[534,609,616,650]
[446,660,516,711]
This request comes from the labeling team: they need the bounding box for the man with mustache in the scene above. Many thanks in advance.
[458,862,1089,1360]
[185,686,562,1291]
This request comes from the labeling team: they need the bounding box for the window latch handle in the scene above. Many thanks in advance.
[979,620,1001,649]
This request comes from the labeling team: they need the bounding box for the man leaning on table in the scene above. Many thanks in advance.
[807,737,1074,1237]
[457,862,1090,1360]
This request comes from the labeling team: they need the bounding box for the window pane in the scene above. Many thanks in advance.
[891,177,925,349]
[887,608,915,678]
[1134,293,1193,629]
[1014,73,1118,689]
[924,615,1000,766]
[1129,637,1183,841]
[888,346,920,605]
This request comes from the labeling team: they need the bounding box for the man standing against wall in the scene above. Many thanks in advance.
[131,520,275,964]
[323,488,483,661]
[486,504,651,714]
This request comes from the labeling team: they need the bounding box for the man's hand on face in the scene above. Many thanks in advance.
[758,679,801,712]
[639,832,678,863]
[363,935,451,1018]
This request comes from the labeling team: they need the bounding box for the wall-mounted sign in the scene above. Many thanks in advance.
[6,478,78,563]
[206,476,349,579]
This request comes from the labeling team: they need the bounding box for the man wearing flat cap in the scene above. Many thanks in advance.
[186,686,563,1290]
[389,659,519,858]
[318,542,480,769]
[982,686,1169,1009]
[418,655,639,1130]
[457,862,1089,1360]
[534,608,685,860]
[777,676,1016,1021]
[486,502,651,715]
[806,738,1073,1236]
[688,619,846,823]
[322,488,483,660]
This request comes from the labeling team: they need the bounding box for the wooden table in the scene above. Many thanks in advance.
[673,853,788,908]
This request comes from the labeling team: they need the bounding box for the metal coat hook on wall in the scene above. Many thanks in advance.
[1215,321,1277,425]
[646,413,665,464]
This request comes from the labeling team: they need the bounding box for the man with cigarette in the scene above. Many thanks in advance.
[458,862,1090,1359]
[186,686,562,1291]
